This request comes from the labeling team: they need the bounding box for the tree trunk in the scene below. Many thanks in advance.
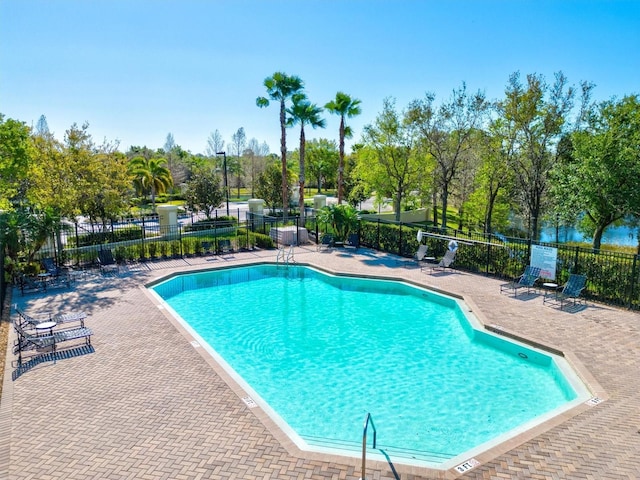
[337,116,345,204]
[299,126,306,222]
[280,99,288,219]
[432,188,438,227]
[592,224,605,251]
[394,193,402,222]
[485,189,498,234]
[441,189,449,230]
[531,211,540,241]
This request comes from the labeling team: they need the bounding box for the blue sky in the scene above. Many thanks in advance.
[2,0,638,155]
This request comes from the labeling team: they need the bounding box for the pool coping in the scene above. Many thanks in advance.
[142,261,608,479]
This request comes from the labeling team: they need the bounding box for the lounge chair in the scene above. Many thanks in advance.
[41,258,73,289]
[13,321,93,366]
[424,248,457,273]
[218,239,233,255]
[16,273,46,296]
[500,266,541,297]
[544,274,587,309]
[414,244,435,267]
[98,249,119,274]
[317,233,334,251]
[345,233,360,249]
[14,305,87,328]
[41,257,63,277]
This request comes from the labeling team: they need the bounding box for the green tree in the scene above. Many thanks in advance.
[0,115,32,210]
[184,168,224,220]
[496,72,585,239]
[29,123,130,224]
[287,93,326,219]
[343,145,368,208]
[467,126,514,234]
[325,92,362,204]
[316,204,359,241]
[256,160,291,214]
[245,138,269,197]
[306,138,338,193]
[256,72,304,217]
[405,83,489,230]
[360,98,421,221]
[28,123,131,232]
[229,127,246,197]
[0,206,60,268]
[163,132,188,186]
[128,155,173,211]
[81,148,131,223]
[553,95,640,250]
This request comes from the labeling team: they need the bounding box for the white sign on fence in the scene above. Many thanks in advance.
[531,244,558,280]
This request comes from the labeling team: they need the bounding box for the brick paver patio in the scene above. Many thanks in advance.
[2,246,640,479]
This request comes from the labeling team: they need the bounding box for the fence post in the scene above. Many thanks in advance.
[296,216,300,246]
[75,223,80,266]
[486,242,491,275]
[140,217,146,261]
[376,219,381,250]
[629,255,638,309]
[179,223,184,257]
[399,222,403,256]
[0,246,4,317]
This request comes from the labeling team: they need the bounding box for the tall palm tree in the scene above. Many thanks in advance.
[325,92,362,204]
[287,93,326,220]
[256,72,304,217]
[128,156,173,212]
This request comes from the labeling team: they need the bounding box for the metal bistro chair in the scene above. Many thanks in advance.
[545,274,587,310]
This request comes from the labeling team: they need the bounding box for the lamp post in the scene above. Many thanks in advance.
[216,151,230,216]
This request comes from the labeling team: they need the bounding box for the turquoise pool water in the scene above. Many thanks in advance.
[151,265,580,464]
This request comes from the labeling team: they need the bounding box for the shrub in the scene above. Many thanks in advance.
[74,226,144,247]
[170,240,181,257]
[194,239,203,255]
[114,246,127,263]
[182,237,199,255]
[185,216,238,232]
[252,232,275,249]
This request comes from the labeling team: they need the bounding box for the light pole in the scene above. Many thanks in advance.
[216,151,230,216]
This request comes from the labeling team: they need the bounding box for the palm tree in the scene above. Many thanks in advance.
[325,92,362,204]
[287,93,326,220]
[256,72,304,218]
[316,204,359,242]
[128,156,173,212]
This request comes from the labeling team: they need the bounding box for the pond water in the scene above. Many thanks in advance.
[539,224,638,247]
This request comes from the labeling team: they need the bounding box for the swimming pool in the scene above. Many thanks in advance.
[150,264,590,468]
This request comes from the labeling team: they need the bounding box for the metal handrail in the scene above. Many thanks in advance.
[361,413,377,480]
[276,245,295,265]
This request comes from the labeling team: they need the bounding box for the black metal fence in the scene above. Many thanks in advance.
[356,218,640,310]
[12,210,640,311]
[27,211,317,270]
[0,242,5,316]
